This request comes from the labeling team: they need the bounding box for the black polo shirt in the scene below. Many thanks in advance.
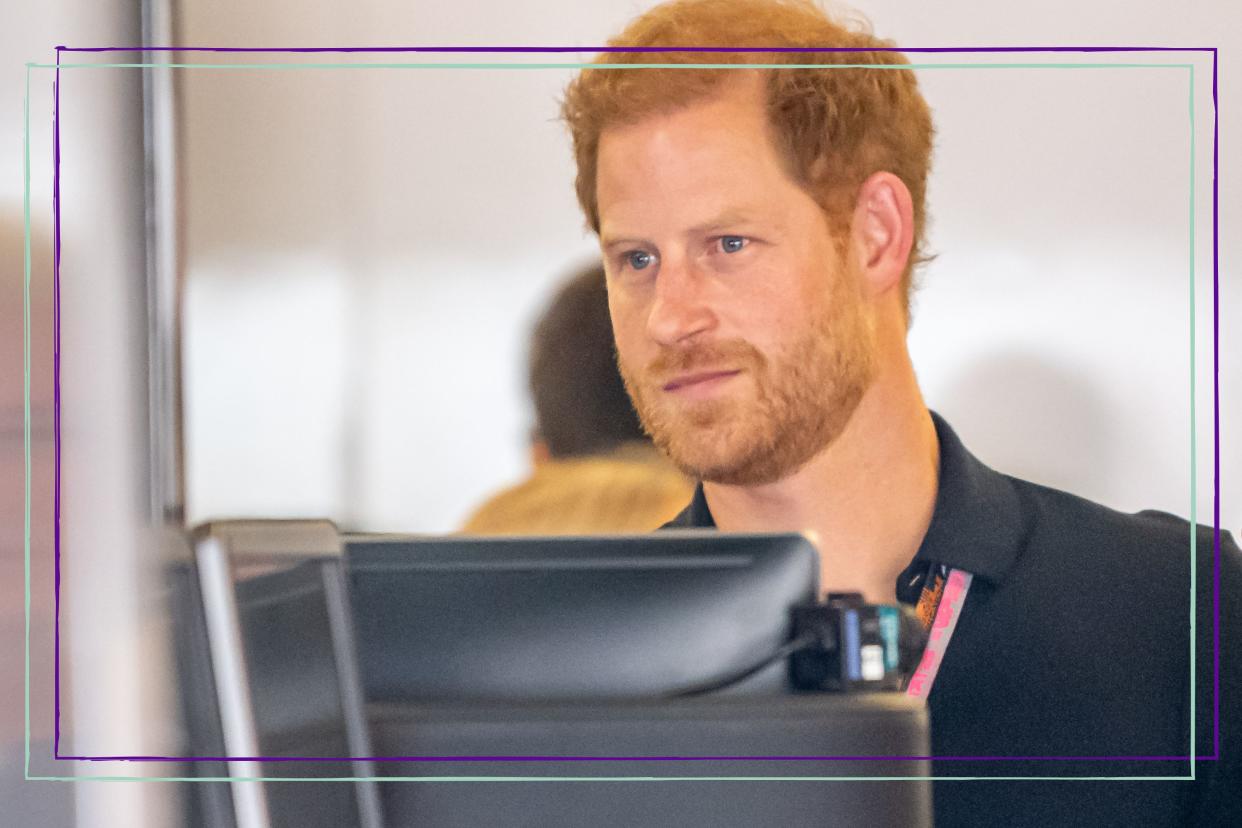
[663,412,1241,827]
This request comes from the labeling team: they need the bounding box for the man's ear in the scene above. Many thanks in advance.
[850,171,915,299]
[530,439,552,468]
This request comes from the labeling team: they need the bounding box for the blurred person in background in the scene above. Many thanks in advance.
[462,263,693,535]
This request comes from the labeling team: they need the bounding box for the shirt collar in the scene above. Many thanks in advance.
[661,411,1028,586]
[915,410,1028,584]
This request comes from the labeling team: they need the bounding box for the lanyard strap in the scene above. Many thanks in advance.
[906,567,972,699]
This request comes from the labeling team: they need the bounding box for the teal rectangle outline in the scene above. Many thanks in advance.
[22,56,1203,782]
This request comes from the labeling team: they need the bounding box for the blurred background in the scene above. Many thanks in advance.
[2,0,1239,825]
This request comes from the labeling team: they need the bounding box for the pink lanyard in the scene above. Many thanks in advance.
[906,568,973,699]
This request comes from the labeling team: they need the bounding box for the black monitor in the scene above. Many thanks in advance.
[176,525,933,828]
[344,531,819,702]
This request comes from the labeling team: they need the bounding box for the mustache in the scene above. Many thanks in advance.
[642,339,765,379]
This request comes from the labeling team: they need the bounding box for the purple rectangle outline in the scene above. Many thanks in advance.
[47,44,1222,766]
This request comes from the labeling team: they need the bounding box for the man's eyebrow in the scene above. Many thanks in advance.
[599,232,652,252]
[600,210,763,250]
[688,210,760,235]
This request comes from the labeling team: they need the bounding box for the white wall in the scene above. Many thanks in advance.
[1,1,179,826]
[180,0,1240,537]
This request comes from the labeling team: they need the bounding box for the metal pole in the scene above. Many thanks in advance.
[196,535,272,828]
[141,0,185,527]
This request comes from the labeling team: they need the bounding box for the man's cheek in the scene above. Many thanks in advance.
[615,334,649,376]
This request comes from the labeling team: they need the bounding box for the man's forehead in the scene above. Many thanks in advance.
[595,82,793,243]
[600,71,766,142]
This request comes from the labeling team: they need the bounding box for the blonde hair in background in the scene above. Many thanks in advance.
[461,445,694,535]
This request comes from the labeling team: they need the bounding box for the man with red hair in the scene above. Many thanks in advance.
[561,1,1239,825]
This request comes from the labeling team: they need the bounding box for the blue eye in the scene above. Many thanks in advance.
[626,250,654,270]
[719,236,747,253]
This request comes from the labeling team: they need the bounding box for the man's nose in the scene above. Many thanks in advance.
[645,255,717,346]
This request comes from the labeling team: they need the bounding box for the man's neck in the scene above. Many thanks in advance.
[701,358,939,604]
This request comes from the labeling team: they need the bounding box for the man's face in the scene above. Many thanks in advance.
[595,76,877,486]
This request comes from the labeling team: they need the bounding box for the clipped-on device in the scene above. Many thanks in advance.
[789,593,927,692]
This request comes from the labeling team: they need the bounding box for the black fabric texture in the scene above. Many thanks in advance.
[661,412,1242,827]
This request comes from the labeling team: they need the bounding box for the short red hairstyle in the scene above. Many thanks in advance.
[560,0,936,317]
